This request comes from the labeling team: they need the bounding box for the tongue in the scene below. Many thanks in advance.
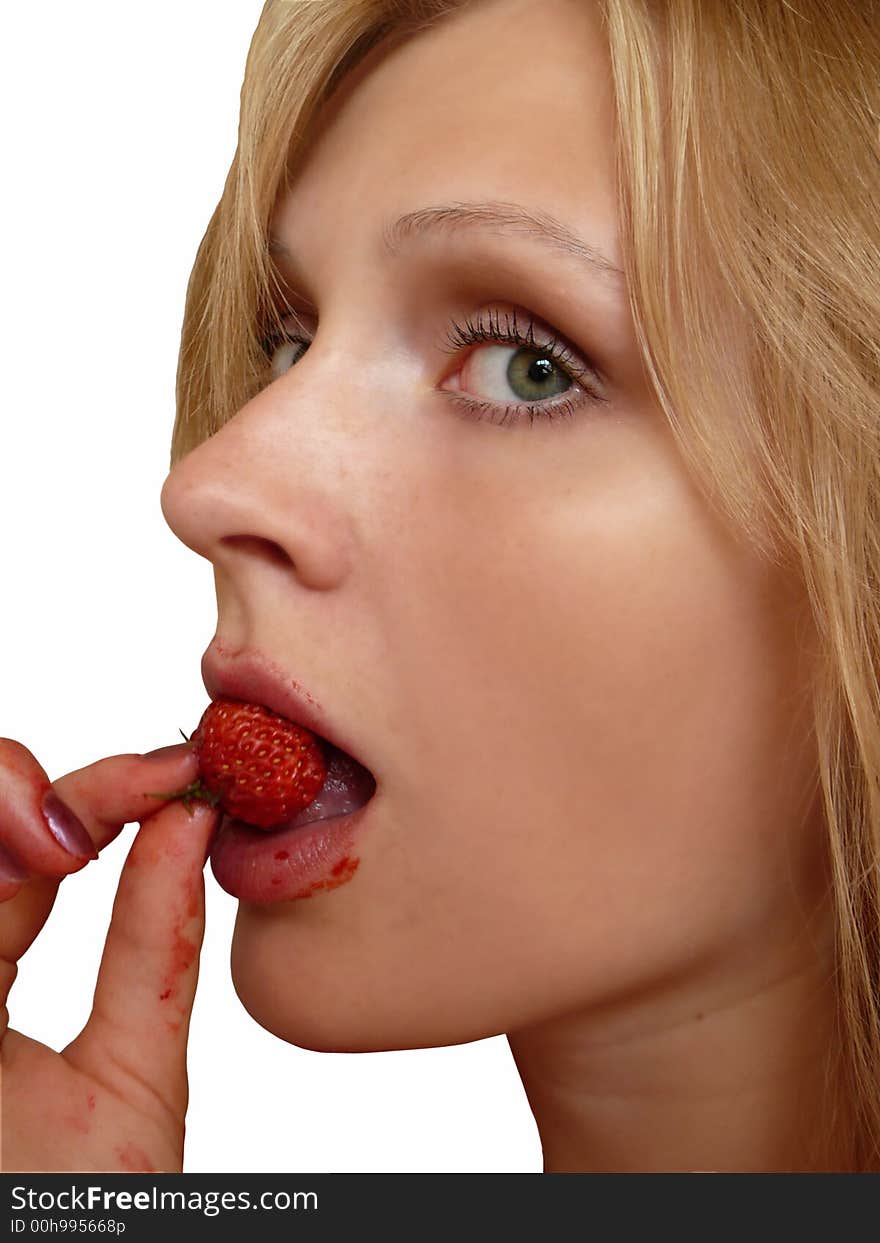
[273,743,376,830]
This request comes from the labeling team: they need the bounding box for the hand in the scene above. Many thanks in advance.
[0,739,220,1172]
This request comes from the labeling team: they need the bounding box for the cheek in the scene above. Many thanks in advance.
[389,432,819,976]
[229,426,822,1050]
[394,424,813,860]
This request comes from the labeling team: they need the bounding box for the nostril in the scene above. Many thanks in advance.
[219,534,294,570]
[218,518,350,592]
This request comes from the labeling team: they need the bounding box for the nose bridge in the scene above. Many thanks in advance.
[160,362,369,592]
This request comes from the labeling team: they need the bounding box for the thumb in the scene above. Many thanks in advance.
[62,797,220,1122]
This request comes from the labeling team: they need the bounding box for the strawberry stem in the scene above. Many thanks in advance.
[145,778,223,817]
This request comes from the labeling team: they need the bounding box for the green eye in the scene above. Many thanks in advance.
[438,306,606,427]
[505,349,572,401]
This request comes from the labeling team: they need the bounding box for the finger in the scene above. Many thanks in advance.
[0,841,29,900]
[0,875,58,1043]
[0,742,200,1007]
[0,739,96,885]
[0,739,199,880]
[51,743,201,856]
[63,797,220,1123]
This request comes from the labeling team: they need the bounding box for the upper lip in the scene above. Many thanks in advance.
[200,641,366,765]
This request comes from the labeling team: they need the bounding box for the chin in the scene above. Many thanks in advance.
[227,905,411,1052]
[228,906,513,1053]
[230,980,367,1053]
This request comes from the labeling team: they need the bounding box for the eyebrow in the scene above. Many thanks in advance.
[269,199,625,288]
[383,200,625,285]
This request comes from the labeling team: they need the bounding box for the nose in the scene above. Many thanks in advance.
[160,380,358,594]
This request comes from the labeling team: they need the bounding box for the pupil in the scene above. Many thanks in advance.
[528,356,553,384]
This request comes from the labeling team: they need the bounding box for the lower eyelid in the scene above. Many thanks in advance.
[442,388,588,430]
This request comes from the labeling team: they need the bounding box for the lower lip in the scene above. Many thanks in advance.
[209,799,374,904]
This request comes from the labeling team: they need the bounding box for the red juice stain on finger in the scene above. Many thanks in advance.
[116,1142,156,1173]
[160,994,188,1034]
[171,927,197,973]
[66,1089,98,1133]
[180,871,203,919]
[156,921,198,1004]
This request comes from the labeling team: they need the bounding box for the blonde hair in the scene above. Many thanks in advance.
[170,0,880,1169]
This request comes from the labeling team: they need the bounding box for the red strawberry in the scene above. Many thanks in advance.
[148,699,328,829]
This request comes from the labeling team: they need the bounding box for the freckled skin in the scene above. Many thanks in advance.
[162,0,831,1168]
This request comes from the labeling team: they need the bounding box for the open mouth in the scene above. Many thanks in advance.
[199,645,378,832]
[208,736,377,903]
[268,737,377,831]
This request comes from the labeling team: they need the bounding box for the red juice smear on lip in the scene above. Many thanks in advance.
[211,802,370,903]
[291,854,360,899]
[267,849,355,891]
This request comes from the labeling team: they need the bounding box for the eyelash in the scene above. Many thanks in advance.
[260,305,607,430]
[438,307,606,428]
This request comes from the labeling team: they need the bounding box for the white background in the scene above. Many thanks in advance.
[0,2,540,1173]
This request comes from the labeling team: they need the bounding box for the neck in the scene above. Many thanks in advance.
[508,922,848,1172]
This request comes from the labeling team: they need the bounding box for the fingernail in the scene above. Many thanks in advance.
[41,789,98,860]
[142,743,195,763]
[0,840,28,885]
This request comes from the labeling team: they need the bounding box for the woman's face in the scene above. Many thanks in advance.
[160,0,826,1051]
